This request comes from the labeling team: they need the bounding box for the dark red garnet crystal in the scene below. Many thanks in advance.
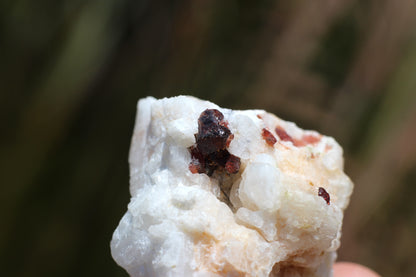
[188,109,241,176]
[318,187,330,205]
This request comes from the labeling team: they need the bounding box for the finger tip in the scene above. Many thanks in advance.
[333,262,380,277]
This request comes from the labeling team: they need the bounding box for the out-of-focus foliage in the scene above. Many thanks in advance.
[1,0,416,276]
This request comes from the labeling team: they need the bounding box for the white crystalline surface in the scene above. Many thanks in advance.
[110,96,354,277]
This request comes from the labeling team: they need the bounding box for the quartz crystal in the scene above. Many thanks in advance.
[110,96,353,277]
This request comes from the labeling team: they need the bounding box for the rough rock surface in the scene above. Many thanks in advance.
[110,96,354,277]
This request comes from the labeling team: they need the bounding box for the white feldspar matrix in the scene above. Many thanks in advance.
[111,96,353,277]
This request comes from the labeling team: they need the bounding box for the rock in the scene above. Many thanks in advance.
[110,96,354,277]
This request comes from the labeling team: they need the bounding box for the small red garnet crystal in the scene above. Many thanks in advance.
[318,187,330,205]
[262,128,277,147]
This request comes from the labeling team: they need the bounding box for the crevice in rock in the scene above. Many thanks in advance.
[269,262,310,277]
[211,170,242,211]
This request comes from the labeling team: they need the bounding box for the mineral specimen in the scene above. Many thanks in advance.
[110,96,354,277]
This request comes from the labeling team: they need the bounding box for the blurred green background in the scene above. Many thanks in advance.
[1,0,416,276]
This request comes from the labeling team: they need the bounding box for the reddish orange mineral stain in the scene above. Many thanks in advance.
[275,125,294,143]
[325,144,333,151]
[301,134,321,145]
[294,134,322,147]
[275,125,321,147]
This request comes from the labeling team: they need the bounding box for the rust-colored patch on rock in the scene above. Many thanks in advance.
[325,144,333,151]
[275,125,321,147]
[275,125,294,143]
[294,134,322,147]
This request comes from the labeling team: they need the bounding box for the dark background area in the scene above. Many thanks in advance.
[1,0,416,276]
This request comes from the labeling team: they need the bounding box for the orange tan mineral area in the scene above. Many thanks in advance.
[192,231,276,276]
[193,233,245,277]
